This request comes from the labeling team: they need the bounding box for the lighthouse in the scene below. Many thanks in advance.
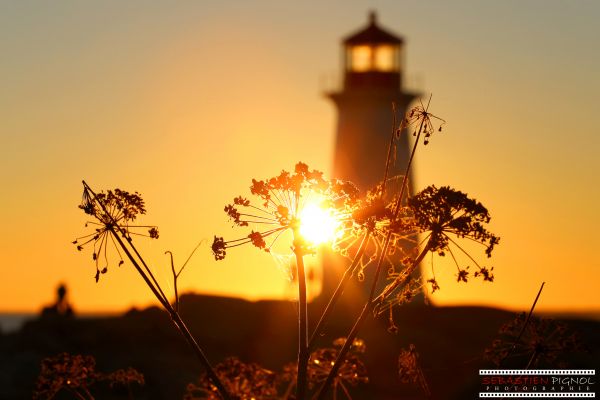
[320,12,418,302]
[328,11,416,192]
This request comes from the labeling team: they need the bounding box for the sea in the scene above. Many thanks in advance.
[0,313,36,333]
[0,312,118,333]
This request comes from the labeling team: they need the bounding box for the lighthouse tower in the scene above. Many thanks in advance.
[320,12,418,302]
[328,11,416,191]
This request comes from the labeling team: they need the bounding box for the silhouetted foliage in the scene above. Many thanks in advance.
[71,99,510,400]
[212,162,358,260]
[184,358,278,400]
[398,344,430,397]
[74,186,159,283]
[409,185,499,260]
[486,313,585,368]
[33,353,143,399]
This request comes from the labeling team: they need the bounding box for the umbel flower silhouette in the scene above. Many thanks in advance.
[398,344,430,397]
[33,353,144,400]
[405,102,446,146]
[375,185,500,321]
[184,358,278,400]
[182,338,368,400]
[307,338,369,395]
[325,98,446,283]
[280,338,368,400]
[74,181,232,400]
[407,185,499,289]
[71,97,506,400]
[485,312,584,368]
[211,161,358,261]
[212,162,359,400]
[332,182,418,282]
[73,187,159,282]
[314,132,500,399]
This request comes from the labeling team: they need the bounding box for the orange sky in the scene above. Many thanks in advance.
[1,1,599,314]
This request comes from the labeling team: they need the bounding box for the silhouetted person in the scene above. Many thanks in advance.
[41,283,74,318]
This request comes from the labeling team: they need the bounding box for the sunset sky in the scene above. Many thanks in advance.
[1,1,599,314]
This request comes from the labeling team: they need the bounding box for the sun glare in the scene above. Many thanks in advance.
[299,201,340,245]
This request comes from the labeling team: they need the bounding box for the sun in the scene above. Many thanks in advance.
[298,201,340,245]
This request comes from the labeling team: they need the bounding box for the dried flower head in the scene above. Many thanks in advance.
[34,353,97,400]
[33,353,144,400]
[373,185,498,331]
[334,182,418,281]
[212,162,358,261]
[485,312,585,368]
[184,357,278,400]
[398,344,430,396]
[332,98,446,282]
[74,183,159,282]
[426,277,440,294]
[408,185,499,283]
[308,338,368,398]
[102,367,145,389]
[280,338,368,399]
[404,99,446,145]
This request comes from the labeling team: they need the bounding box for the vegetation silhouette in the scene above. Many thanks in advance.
[486,283,586,369]
[37,99,591,400]
[8,292,596,399]
[74,183,231,399]
[33,352,143,400]
[200,99,506,399]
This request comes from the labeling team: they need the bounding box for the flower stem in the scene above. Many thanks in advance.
[525,350,538,370]
[83,181,231,400]
[500,282,545,367]
[308,230,370,350]
[108,229,231,399]
[309,103,405,352]
[315,111,428,400]
[68,388,90,400]
[315,246,430,400]
[293,228,309,400]
[81,385,95,400]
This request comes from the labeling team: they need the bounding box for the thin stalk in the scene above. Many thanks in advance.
[83,182,231,400]
[169,311,232,399]
[108,229,230,399]
[82,181,170,307]
[308,104,402,351]
[381,103,409,197]
[380,102,398,196]
[293,228,309,400]
[308,231,370,350]
[68,388,89,400]
[294,229,310,400]
[124,233,171,305]
[166,243,201,313]
[376,243,431,303]
[282,379,295,400]
[80,386,95,400]
[109,229,170,310]
[500,282,545,366]
[166,251,179,311]
[524,351,538,370]
[316,112,427,400]
[315,246,430,400]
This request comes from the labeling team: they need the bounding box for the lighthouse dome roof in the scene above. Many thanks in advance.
[343,11,403,45]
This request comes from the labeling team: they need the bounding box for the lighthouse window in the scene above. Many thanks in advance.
[348,44,398,72]
[374,45,396,71]
[349,45,372,72]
